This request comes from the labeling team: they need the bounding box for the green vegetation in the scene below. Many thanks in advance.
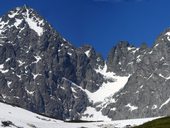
[133,117,170,128]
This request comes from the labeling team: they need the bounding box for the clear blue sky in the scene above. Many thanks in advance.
[1,0,170,57]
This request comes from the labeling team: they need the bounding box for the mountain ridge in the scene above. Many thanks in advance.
[0,5,170,121]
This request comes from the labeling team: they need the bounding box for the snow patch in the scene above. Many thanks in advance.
[139,85,144,89]
[159,97,170,109]
[132,48,139,54]
[84,64,130,103]
[6,58,11,62]
[159,74,170,80]
[2,94,7,99]
[136,55,141,63]
[160,57,165,61]
[0,20,9,35]
[34,55,41,63]
[60,86,65,90]
[0,102,63,128]
[96,57,101,62]
[85,49,91,57]
[32,73,42,79]
[67,52,72,56]
[0,64,8,73]
[127,47,135,51]
[165,32,170,41]
[18,60,25,66]
[65,46,69,48]
[24,9,44,36]
[14,96,20,99]
[125,103,138,111]
[7,81,12,88]
[111,107,116,111]
[25,87,34,95]
[63,38,66,41]
[136,90,139,94]
[0,90,158,128]
[1,69,8,73]
[152,105,158,109]
[127,62,133,65]
[147,73,153,80]
[0,21,9,29]
[8,11,18,18]
[16,74,21,79]
[14,18,23,28]
[148,50,153,54]
[71,87,77,93]
[154,43,159,47]
[165,32,170,36]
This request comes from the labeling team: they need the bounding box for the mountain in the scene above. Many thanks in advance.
[0,5,105,120]
[0,101,157,128]
[100,30,170,120]
[0,5,170,121]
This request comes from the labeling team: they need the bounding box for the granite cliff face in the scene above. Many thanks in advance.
[1,6,170,121]
[0,6,104,120]
[102,30,170,120]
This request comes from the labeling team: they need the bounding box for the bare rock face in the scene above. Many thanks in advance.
[102,30,170,120]
[0,6,104,120]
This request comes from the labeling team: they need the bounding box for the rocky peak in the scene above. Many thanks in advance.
[0,6,106,120]
[0,5,71,58]
[153,28,170,47]
[106,41,139,75]
[78,45,104,69]
[146,28,170,66]
[0,5,62,46]
[3,5,45,36]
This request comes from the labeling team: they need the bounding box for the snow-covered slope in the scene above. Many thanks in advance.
[93,64,130,103]
[0,102,62,128]
[0,101,158,128]
[83,63,130,104]
[81,64,130,121]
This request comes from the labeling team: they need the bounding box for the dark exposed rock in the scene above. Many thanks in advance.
[1,121,13,127]
[100,29,170,120]
[0,6,103,120]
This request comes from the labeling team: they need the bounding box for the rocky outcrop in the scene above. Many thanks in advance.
[0,6,104,120]
[100,30,170,120]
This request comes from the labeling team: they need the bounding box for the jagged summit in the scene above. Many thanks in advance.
[0,6,104,120]
[0,5,69,54]
[1,5,44,36]
[0,5,57,41]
